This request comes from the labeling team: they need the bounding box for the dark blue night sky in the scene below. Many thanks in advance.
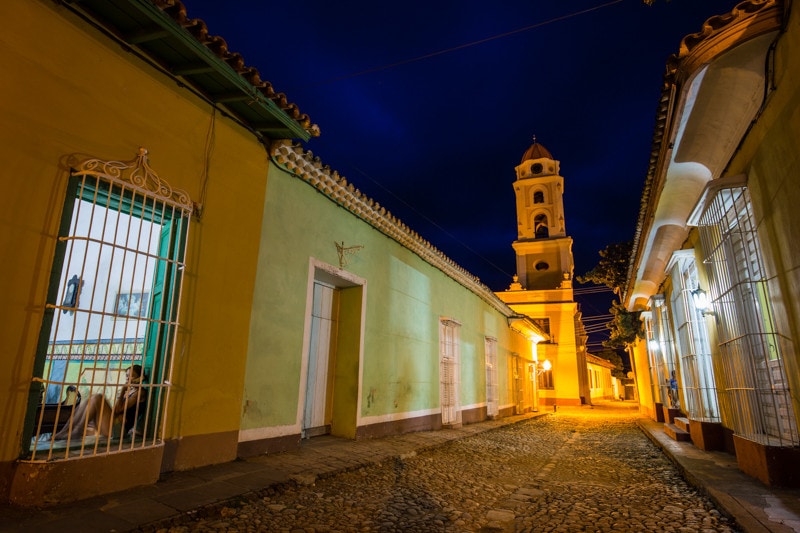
[184,0,741,348]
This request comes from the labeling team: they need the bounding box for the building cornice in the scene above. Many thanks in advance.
[270,141,540,327]
[586,353,617,369]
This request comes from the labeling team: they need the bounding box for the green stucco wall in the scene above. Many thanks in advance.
[242,161,527,432]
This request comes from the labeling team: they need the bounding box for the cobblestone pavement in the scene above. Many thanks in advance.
[147,406,738,532]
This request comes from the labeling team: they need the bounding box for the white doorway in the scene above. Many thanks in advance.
[303,281,339,438]
[300,260,366,440]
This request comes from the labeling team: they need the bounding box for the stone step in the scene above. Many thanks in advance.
[664,422,691,442]
[663,406,683,424]
[674,416,690,433]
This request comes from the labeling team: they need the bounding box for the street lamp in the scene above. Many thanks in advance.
[691,287,713,315]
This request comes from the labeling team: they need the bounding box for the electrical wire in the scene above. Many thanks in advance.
[301,0,626,88]
[574,286,614,295]
[289,1,627,282]
[282,0,627,285]
[343,161,514,279]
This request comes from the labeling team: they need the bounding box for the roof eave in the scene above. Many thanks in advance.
[72,0,313,141]
[623,0,784,310]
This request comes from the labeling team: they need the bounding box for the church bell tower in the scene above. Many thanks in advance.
[511,140,574,290]
[496,137,584,410]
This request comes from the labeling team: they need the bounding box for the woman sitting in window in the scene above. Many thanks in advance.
[54,365,145,440]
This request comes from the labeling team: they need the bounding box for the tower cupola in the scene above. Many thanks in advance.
[518,140,560,180]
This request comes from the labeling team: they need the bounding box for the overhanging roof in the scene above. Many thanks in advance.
[508,316,549,344]
[624,0,784,311]
[72,0,318,141]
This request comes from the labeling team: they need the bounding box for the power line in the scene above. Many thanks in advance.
[299,2,628,283]
[300,0,625,88]
[581,315,612,320]
[574,286,614,295]
[344,161,514,279]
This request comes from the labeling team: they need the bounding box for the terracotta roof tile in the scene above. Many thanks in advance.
[521,142,554,163]
[154,0,320,137]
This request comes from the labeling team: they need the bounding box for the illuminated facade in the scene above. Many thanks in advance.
[625,0,800,486]
[496,142,585,407]
[586,353,617,402]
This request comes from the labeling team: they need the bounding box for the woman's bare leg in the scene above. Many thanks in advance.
[54,393,112,440]
[53,398,89,440]
[94,395,115,437]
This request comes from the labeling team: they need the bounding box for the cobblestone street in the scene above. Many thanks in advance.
[149,404,737,532]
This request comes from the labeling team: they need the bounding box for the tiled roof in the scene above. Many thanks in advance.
[154,0,319,137]
[71,0,318,139]
[521,142,554,163]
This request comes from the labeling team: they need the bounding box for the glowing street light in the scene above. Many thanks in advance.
[691,287,713,315]
[532,359,551,412]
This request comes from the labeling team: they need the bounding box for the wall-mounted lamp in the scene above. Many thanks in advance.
[533,359,551,375]
[691,287,713,315]
[648,339,660,351]
[528,359,553,376]
[532,359,551,413]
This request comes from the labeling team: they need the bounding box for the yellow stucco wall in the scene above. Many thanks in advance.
[1,0,269,497]
[630,338,656,419]
[495,294,581,406]
[587,361,614,401]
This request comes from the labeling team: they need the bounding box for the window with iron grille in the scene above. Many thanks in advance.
[537,368,554,390]
[642,311,660,406]
[439,318,462,427]
[667,251,720,422]
[645,296,679,409]
[484,337,499,417]
[24,149,192,461]
[695,180,798,446]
